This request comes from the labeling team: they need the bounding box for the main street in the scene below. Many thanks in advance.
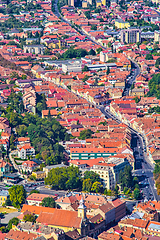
[54,1,158,201]
[100,106,159,201]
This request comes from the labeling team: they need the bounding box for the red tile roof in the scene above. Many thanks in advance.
[37,209,82,229]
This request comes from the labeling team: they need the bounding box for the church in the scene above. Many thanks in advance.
[36,197,106,238]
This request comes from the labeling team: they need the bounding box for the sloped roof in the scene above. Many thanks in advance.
[36,209,82,229]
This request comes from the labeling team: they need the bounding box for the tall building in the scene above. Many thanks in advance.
[121,28,141,43]
[154,30,160,43]
[68,0,75,6]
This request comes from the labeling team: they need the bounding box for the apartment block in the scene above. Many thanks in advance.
[121,28,141,43]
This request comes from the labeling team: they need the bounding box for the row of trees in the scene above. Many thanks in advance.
[147,73,160,98]
[57,46,103,60]
[45,165,139,197]
[45,166,105,193]
[119,165,141,200]
[61,47,89,59]
[153,163,160,195]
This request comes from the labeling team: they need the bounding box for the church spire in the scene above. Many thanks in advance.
[78,195,87,219]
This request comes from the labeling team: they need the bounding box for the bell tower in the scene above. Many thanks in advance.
[78,196,87,220]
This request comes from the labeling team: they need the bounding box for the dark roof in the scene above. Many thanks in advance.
[17,78,42,83]
[3,173,19,179]
[71,124,83,129]
[99,202,114,213]
[8,28,20,34]
[0,84,14,90]
[90,213,104,224]
[65,229,80,240]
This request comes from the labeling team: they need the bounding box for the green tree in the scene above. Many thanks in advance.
[134,188,140,200]
[123,187,128,195]
[82,65,89,72]
[16,125,27,137]
[23,214,36,222]
[133,177,139,185]
[155,58,160,68]
[131,83,134,90]
[29,190,40,195]
[84,171,100,183]
[36,102,43,113]
[91,181,103,193]
[45,166,82,190]
[84,10,91,19]
[62,47,88,59]
[79,129,93,140]
[96,47,102,54]
[47,109,51,120]
[42,93,47,110]
[119,165,133,189]
[8,185,26,209]
[10,133,15,150]
[82,75,89,82]
[4,198,12,206]
[114,183,119,195]
[10,71,19,79]
[8,217,19,230]
[44,48,51,55]
[21,74,27,80]
[88,49,96,55]
[91,25,97,30]
[134,96,140,103]
[145,53,153,60]
[147,73,160,98]
[41,197,56,208]
[82,178,93,192]
[104,189,112,196]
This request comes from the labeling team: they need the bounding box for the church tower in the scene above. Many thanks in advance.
[78,196,87,220]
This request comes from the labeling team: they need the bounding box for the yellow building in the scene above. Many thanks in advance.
[96,0,102,7]
[0,190,9,206]
[96,0,106,6]
[46,40,66,49]
[32,171,46,180]
[82,1,88,7]
[115,19,130,29]
[129,88,145,97]
[154,30,160,42]
[31,65,43,78]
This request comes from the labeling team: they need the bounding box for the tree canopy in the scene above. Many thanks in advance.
[8,185,26,209]
[79,129,93,140]
[118,165,133,189]
[45,166,82,190]
[8,218,19,230]
[45,167,105,193]
[145,53,153,60]
[82,171,101,192]
[23,214,36,223]
[41,197,56,208]
[62,47,88,59]
[147,73,160,98]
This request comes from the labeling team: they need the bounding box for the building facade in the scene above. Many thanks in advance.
[121,28,141,43]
